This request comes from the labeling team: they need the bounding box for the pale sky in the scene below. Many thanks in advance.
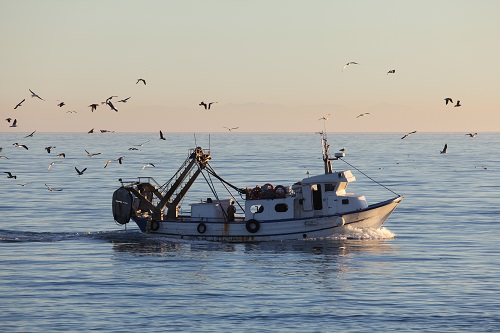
[1,0,499,133]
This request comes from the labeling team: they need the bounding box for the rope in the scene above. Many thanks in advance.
[338,157,400,196]
[205,164,244,211]
[199,168,228,220]
[205,163,247,194]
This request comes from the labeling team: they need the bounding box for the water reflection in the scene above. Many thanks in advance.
[0,227,397,259]
[107,230,396,258]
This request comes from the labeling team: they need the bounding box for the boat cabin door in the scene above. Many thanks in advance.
[302,185,312,211]
[301,184,323,212]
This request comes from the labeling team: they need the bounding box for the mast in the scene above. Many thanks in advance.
[321,131,333,174]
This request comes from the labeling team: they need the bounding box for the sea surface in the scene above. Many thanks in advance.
[0,131,499,332]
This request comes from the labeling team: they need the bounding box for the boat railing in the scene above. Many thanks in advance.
[120,177,162,189]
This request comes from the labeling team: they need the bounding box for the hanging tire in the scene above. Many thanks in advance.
[246,219,260,233]
[197,223,207,234]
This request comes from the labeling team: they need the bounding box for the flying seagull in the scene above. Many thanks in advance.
[45,183,63,192]
[223,126,239,132]
[356,112,370,118]
[48,161,56,171]
[318,114,331,121]
[199,101,217,110]
[444,98,453,105]
[29,89,45,100]
[4,172,17,179]
[75,167,87,175]
[466,132,477,138]
[401,131,417,139]
[454,100,461,107]
[57,153,66,158]
[387,70,396,74]
[159,130,166,140]
[142,163,156,169]
[117,97,131,103]
[13,143,28,150]
[106,100,118,112]
[88,128,94,133]
[57,102,65,107]
[116,156,124,164]
[89,104,98,112]
[104,160,113,168]
[14,99,25,109]
[342,62,358,72]
[9,119,17,127]
[440,143,448,154]
[24,130,36,138]
[137,78,146,85]
[85,149,101,157]
[45,146,56,153]
[133,140,150,147]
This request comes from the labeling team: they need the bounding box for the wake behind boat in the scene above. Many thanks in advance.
[112,132,402,242]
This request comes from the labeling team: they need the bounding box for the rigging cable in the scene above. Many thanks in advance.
[199,166,228,219]
[204,164,247,194]
[338,157,400,196]
[205,164,243,211]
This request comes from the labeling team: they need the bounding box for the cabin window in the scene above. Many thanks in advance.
[250,204,264,214]
[274,203,288,213]
[325,183,336,192]
[342,199,349,205]
[312,184,323,210]
[337,183,347,192]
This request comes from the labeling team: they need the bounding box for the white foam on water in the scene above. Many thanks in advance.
[325,226,396,240]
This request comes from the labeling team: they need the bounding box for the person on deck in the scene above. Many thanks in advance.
[227,201,236,222]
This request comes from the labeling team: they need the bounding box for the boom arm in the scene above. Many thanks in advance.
[154,147,211,218]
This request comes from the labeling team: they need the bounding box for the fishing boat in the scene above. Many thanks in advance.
[112,132,402,242]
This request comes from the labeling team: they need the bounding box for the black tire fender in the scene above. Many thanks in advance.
[197,223,207,234]
[245,219,260,233]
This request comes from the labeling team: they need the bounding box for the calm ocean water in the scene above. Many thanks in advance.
[0,131,499,332]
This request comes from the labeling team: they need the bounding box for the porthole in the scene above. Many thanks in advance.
[275,203,288,212]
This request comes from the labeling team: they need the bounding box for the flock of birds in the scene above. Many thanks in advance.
[2,63,482,185]
[397,93,476,154]
[4,79,232,133]
[338,61,478,154]
[0,127,173,190]
[1,77,217,188]
[6,81,149,130]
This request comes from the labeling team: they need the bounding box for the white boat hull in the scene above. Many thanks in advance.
[133,196,402,242]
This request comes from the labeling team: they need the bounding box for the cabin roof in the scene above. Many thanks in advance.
[301,170,356,184]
